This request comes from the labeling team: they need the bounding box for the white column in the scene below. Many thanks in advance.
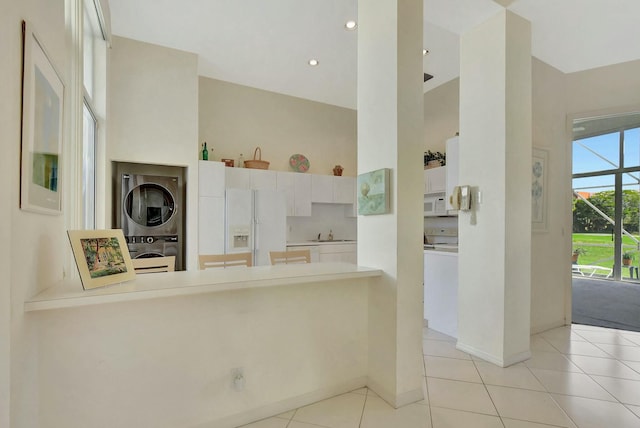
[358,0,425,406]
[457,10,532,366]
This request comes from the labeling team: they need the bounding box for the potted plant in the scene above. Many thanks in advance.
[572,247,587,264]
[424,150,446,169]
[623,252,634,266]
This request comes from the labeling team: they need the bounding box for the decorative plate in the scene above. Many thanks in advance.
[289,154,310,172]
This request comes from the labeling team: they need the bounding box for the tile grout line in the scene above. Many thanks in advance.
[525,358,580,428]
[469,357,504,425]
[423,353,434,428]
[357,388,369,428]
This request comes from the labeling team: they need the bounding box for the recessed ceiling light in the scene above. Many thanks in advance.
[345,20,357,30]
[308,59,319,66]
[423,49,429,56]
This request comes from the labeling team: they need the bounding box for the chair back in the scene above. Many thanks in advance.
[269,249,311,265]
[199,253,252,269]
[132,256,176,274]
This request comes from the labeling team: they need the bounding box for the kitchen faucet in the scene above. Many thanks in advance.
[317,233,321,241]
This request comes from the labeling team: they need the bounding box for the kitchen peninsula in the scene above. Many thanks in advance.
[25,262,381,312]
[25,262,381,427]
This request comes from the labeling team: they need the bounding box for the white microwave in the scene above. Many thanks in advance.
[424,193,447,217]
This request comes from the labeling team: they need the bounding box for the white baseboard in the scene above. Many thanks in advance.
[456,342,531,367]
[191,376,368,428]
[530,319,567,335]
[367,378,424,408]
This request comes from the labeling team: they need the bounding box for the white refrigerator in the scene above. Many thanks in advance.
[225,188,287,266]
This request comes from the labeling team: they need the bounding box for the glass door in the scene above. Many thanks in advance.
[572,119,640,281]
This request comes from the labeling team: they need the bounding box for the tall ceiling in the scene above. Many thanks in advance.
[109,0,640,110]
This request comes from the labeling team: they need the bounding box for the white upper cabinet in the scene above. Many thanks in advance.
[198,161,226,197]
[293,174,312,216]
[225,167,251,189]
[225,167,277,190]
[424,166,446,194]
[276,172,312,217]
[333,176,355,204]
[311,175,334,203]
[312,175,356,204]
[250,169,277,190]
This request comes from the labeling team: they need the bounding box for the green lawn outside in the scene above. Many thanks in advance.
[573,233,640,279]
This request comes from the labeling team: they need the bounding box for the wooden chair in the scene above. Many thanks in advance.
[199,253,252,269]
[269,249,311,265]
[132,256,176,274]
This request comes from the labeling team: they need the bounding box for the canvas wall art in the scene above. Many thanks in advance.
[357,168,391,215]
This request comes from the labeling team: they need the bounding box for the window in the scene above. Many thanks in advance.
[82,101,97,229]
[80,0,108,229]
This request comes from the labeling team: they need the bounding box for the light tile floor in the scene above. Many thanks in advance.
[239,324,640,428]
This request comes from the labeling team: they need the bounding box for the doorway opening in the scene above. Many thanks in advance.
[571,111,640,331]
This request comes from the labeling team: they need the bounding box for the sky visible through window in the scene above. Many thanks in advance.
[573,127,640,193]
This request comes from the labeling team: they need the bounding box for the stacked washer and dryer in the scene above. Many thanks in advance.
[114,162,186,271]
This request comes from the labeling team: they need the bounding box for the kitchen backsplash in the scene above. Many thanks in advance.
[287,203,357,242]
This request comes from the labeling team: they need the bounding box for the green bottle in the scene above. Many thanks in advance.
[202,142,208,160]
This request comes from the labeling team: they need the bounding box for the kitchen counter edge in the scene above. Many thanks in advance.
[287,241,357,246]
[24,262,380,312]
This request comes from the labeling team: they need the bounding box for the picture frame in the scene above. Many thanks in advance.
[68,229,136,290]
[357,168,391,215]
[20,20,64,215]
[532,148,549,233]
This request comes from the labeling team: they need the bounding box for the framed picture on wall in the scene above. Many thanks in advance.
[20,20,64,215]
[357,168,391,215]
[68,229,136,290]
[532,148,549,233]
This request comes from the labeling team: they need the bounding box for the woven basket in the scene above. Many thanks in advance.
[244,147,270,169]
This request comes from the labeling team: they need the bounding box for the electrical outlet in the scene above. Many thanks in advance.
[231,367,245,391]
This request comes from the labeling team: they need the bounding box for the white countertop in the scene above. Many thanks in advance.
[24,262,380,312]
[287,240,357,246]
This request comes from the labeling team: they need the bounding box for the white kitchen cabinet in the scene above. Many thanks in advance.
[333,176,355,204]
[294,174,312,216]
[199,161,226,197]
[250,169,277,190]
[198,196,225,255]
[311,174,334,203]
[424,250,458,338]
[445,136,459,212]
[318,243,357,264]
[286,244,320,262]
[277,172,312,217]
[424,166,446,194]
[225,167,251,189]
[312,175,356,206]
[225,167,277,190]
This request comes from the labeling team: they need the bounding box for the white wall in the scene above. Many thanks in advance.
[2,1,67,427]
[423,78,460,152]
[358,0,425,406]
[531,58,570,333]
[108,36,199,270]
[35,281,368,428]
[199,77,357,177]
[457,10,532,365]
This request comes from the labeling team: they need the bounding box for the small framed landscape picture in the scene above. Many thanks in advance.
[68,229,136,290]
[357,168,391,215]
